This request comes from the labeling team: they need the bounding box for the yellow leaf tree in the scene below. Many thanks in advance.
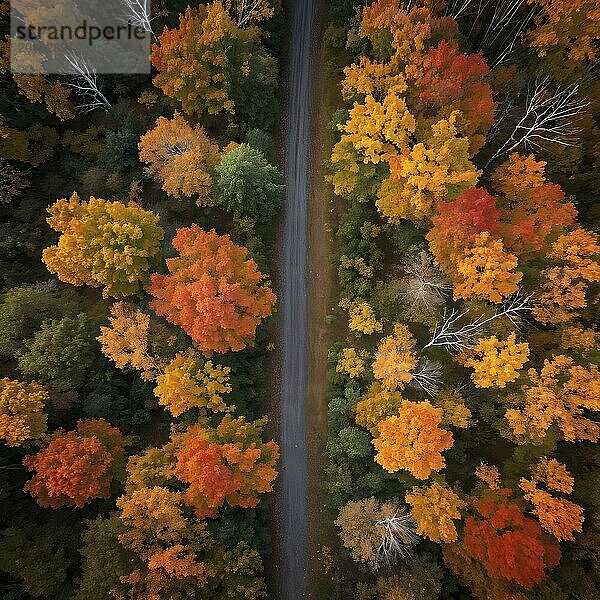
[42,193,164,298]
[464,333,529,388]
[406,482,466,542]
[0,378,47,447]
[154,350,232,417]
[376,112,479,224]
[354,383,404,435]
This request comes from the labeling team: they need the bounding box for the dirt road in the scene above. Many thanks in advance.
[278,0,315,598]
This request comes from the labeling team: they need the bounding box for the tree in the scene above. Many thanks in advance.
[151,4,278,128]
[505,355,600,443]
[373,400,453,479]
[346,300,383,335]
[98,302,168,381]
[491,153,577,256]
[336,92,416,165]
[0,378,47,447]
[74,514,132,600]
[488,79,589,163]
[354,383,404,435]
[154,350,232,417]
[0,158,29,203]
[174,416,279,519]
[42,193,164,298]
[149,226,276,355]
[372,323,417,391]
[405,482,466,543]
[453,232,522,303]
[464,333,529,388]
[376,553,444,600]
[413,40,495,154]
[224,0,274,27]
[116,486,213,599]
[0,285,74,358]
[520,458,584,541]
[335,497,419,569]
[18,314,104,389]
[533,228,600,324]
[138,112,220,204]
[0,520,80,599]
[214,143,283,222]
[23,418,126,508]
[376,112,479,223]
[463,494,561,590]
[426,188,501,277]
[335,347,368,379]
[527,0,600,63]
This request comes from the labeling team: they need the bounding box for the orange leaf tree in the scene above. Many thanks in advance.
[150,3,277,128]
[373,400,453,479]
[505,355,600,443]
[453,232,522,303]
[0,378,47,447]
[23,418,126,508]
[138,112,220,204]
[533,228,600,324]
[98,302,173,381]
[174,415,279,519]
[42,193,164,298]
[426,188,501,277]
[491,153,577,257]
[116,486,212,599]
[372,323,417,391]
[520,458,584,541]
[149,225,276,355]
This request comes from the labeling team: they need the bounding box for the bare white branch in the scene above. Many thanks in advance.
[400,251,451,321]
[489,79,590,164]
[64,53,111,113]
[119,0,155,39]
[423,290,534,353]
[376,511,419,568]
[410,359,442,397]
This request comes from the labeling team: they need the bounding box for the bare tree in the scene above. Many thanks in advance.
[64,53,111,113]
[225,0,274,28]
[120,0,154,39]
[488,79,589,164]
[423,290,533,353]
[410,359,442,397]
[0,159,29,204]
[376,510,420,567]
[400,251,451,321]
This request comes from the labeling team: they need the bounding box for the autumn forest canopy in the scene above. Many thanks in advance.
[0,0,599,599]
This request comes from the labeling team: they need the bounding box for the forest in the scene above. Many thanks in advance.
[320,0,600,599]
[1,0,284,598]
[1,0,599,599]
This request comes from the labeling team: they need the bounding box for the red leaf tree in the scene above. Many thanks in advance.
[149,225,276,355]
[463,494,560,590]
[23,418,126,508]
[427,188,501,277]
[174,415,279,519]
